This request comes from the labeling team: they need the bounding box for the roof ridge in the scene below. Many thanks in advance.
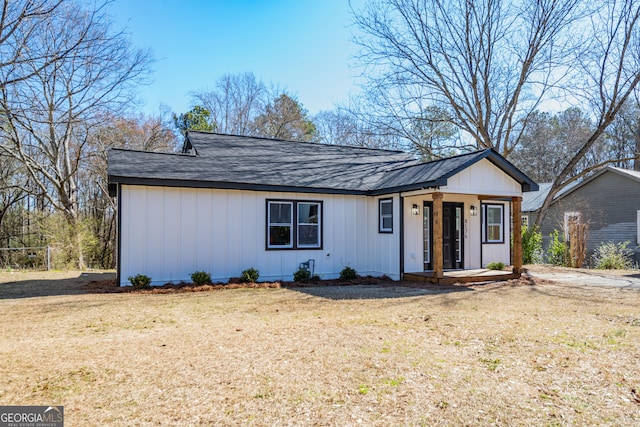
[187,130,410,155]
[109,147,191,157]
[382,148,489,174]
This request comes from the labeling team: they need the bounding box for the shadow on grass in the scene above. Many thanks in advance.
[285,283,473,301]
[0,272,117,299]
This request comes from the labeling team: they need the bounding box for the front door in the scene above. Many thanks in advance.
[424,201,464,271]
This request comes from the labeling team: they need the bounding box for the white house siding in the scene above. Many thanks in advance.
[119,185,401,286]
[480,201,511,267]
[444,159,517,268]
[367,195,401,278]
[402,194,482,272]
[440,158,522,196]
[401,158,520,272]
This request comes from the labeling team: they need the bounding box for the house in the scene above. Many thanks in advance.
[107,132,538,286]
[522,166,640,262]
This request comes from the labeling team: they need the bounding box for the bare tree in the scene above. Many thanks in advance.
[510,108,594,182]
[314,106,409,150]
[0,1,68,87]
[0,1,151,268]
[602,99,640,170]
[354,0,640,227]
[352,0,582,156]
[81,112,177,268]
[0,155,28,247]
[192,72,268,135]
[348,81,466,156]
[536,0,640,226]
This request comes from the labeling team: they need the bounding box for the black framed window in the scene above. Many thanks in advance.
[379,198,393,233]
[267,200,322,250]
[297,202,321,248]
[482,203,504,243]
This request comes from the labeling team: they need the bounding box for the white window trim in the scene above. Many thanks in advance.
[423,204,430,264]
[267,201,294,249]
[379,198,393,233]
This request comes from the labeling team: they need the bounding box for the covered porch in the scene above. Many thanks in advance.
[373,148,536,284]
[400,189,524,285]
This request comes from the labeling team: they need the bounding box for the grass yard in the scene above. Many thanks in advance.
[0,271,639,426]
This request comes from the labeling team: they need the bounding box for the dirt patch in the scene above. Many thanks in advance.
[526,264,640,278]
[1,270,639,425]
[526,264,640,288]
[0,270,116,298]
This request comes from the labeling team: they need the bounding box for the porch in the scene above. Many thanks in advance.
[403,268,519,285]
[401,191,524,282]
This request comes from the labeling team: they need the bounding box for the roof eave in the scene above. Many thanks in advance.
[483,149,539,192]
[107,175,368,196]
[368,179,443,196]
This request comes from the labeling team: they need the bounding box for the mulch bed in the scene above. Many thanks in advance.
[85,273,535,294]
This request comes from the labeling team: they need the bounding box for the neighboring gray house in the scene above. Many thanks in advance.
[523,166,640,262]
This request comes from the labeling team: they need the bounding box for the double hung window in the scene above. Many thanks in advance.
[379,198,393,233]
[483,204,504,243]
[267,200,322,249]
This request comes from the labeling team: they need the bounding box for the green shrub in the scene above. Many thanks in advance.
[522,225,543,264]
[486,262,506,270]
[190,270,211,285]
[547,229,568,266]
[293,267,311,283]
[128,274,152,289]
[339,266,358,280]
[240,267,260,283]
[592,241,635,270]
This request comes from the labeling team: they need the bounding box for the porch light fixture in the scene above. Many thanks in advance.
[470,205,478,216]
[411,204,420,215]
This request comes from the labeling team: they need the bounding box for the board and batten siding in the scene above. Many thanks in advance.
[540,170,640,254]
[440,158,523,197]
[399,158,520,272]
[480,201,511,267]
[119,185,400,286]
[439,159,518,268]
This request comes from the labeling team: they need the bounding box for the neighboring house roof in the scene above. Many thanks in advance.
[522,181,579,212]
[108,131,538,195]
[521,165,640,212]
[610,166,640,182]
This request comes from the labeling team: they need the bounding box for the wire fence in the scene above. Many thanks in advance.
[0,246,50,271]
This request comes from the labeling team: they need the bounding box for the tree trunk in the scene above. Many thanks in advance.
[635,116,640,171]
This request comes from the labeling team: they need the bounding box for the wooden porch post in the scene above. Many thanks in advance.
[512,196,523,276]
[432,192,443,280]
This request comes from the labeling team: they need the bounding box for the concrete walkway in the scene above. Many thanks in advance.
[527,267,640,289]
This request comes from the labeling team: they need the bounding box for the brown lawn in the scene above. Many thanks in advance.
[0,270,639,426]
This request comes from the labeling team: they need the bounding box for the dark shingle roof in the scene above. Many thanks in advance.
[108,131,537,195]
[372,150,492,194]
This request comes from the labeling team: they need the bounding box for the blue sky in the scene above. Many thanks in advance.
[108,0,364,117]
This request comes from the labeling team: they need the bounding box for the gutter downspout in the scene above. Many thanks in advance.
[116,184,122,287]
[399,192,404,281]
[479,201,483,269]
